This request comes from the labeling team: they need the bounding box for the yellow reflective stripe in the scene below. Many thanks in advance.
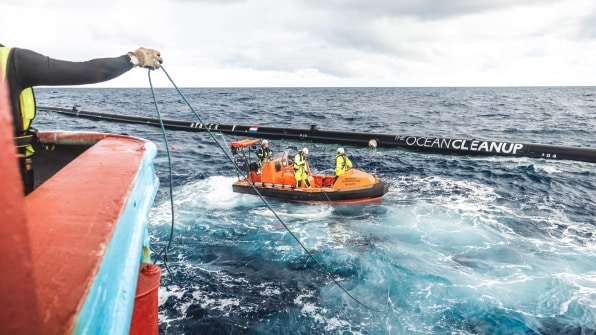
[20,87,35,130]
[0,46,37,131]
[21,86,36,156]
[2,46,36,156]
[0,46,11,80]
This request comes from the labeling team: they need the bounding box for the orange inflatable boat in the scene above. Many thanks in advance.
[231,139,388,203]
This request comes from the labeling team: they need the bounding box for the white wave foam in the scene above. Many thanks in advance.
[149,176,261,227]
[177,176,258,209]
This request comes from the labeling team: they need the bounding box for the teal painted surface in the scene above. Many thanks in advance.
[74,141,159,335]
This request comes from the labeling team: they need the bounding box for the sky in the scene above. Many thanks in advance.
[1,0,596,87]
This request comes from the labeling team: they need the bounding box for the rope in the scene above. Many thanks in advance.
[151,65,384,312]
[147,70,176,281]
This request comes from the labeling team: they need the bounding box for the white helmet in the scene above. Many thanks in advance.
[337,147,344,154]
[302,148,308,155]
[262,140,268,145]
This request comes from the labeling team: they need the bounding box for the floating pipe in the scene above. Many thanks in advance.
[38,106,596,164]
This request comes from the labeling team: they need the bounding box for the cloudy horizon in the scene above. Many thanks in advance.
[2,0,595,87]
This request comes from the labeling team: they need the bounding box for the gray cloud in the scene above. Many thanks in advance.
[301,0,562,20]
[578,12,596,39]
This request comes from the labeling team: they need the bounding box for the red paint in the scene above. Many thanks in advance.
[37,131,107,145]
[1,76,159,333]
[0,66,43,335]
[130,263,161,335]
[25,134,148,333]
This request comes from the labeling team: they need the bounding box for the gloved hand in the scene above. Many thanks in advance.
[129,47,163,69]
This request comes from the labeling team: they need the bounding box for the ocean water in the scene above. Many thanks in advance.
[34,86,596,334]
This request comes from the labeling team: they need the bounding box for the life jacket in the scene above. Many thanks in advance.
[334,153,352,176]
[257,146,271,167]
[0,46,37,157]
[293,153,306,173]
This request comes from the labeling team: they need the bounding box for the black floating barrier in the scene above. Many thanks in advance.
[38,106,596,164]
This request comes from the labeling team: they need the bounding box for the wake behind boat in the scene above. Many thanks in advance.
[230,139,388,203]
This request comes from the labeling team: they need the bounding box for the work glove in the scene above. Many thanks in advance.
[129,47,163,69]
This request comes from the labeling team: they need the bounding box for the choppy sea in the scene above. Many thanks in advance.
[34,86,596,334]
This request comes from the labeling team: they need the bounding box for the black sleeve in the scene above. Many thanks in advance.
[4,48,136,134]
[8,48,134,88]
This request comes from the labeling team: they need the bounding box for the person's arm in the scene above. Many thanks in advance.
[4,47,162,133]
[8,48,134,88]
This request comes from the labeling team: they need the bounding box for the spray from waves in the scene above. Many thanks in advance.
[370,169,596,333]
[386,159,594,244]
[178,176,262,209]
[149,165,596,333]
[227,159,594,333]
[150,175,395,333]
[149,176,259,223]
[149,175,385,257]
[249,203,334,222]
